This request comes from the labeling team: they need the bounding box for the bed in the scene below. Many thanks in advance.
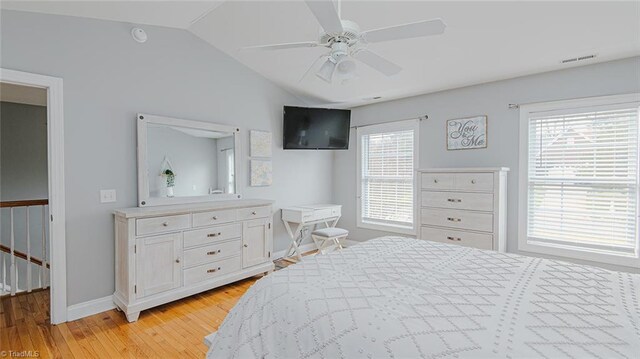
[206,236,640,358]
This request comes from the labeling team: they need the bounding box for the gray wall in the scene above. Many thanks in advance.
[0,10,333,305]
[334,56,640,271]
[0,101,48,201]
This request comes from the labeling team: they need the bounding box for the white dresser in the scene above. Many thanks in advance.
[113,199,274,322]
[417,168,509,252]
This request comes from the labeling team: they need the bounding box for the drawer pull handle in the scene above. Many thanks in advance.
[447,198,462,203]
[162,222,169,227]
[471,179,476,184]
[212,216,218,220]
[175,258,180,263]
[207,267,222,273]
[447,236,462,241]
[243,244,248,248]
[207,232,222,238]
[447,217,462,222]
[251,211,257,215]
[433,179,438,183]
[206,250,222,255]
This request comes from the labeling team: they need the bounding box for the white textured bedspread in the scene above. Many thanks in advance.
[207,237,640,358]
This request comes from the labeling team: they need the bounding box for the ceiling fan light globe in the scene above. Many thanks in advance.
[316,58,337,83]
[337,59,356,74]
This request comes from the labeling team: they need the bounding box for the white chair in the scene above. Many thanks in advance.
[311,227,348,254]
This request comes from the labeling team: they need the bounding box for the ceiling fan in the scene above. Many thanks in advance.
[242,0,446,84]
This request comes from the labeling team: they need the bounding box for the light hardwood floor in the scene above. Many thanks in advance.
[0,277,258,358]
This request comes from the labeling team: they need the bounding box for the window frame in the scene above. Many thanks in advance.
[518,93,640,267]
[356,119,419,236]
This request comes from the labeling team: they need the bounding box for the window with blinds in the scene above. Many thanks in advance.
[357,120,418,233]
[526,103,639,258]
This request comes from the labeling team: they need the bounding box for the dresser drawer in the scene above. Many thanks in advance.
[192,209,237,228]
[421,173,455,190]
[183,223,242,248]
[136,214,190,236]
[237,206,271,221]
[183,255,242,286]
[454,173,494,192]
[420,208,493,232]
[421,226,493,250]
[183,240,241,268]
[421,191,493,212]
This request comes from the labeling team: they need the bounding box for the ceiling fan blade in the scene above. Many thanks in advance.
[305,0,344,34]
[241,41,319,51]
[362,19,446,43]
[354,49,402,76]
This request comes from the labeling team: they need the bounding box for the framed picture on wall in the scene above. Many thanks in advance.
[250,159,272,186]
[447,115,487,150]
[250,130,272,158]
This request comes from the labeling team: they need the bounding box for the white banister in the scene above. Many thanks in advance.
[1,251,5,295]
[41,205,47,289]
[10,207,16,296]
[26,207,32,293]
[1,201,49,296]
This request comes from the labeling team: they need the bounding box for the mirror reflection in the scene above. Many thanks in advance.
[147,124,235,198]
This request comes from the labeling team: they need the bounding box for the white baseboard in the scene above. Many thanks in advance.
[67,295,115,322]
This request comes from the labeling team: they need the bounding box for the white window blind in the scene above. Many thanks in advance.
[526,105,639,257]
[359,123,416,231]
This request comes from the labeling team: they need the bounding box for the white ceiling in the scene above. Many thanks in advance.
[3,1,639,107]
[0,0,225,29]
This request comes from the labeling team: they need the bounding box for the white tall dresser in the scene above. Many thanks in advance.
[417,168,509,252]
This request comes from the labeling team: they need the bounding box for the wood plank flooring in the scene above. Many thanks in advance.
[0,277,258,358]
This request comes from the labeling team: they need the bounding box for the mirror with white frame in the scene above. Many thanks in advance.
[137,113,241,207]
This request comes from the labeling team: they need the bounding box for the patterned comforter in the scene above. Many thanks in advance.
[207,236,640,358]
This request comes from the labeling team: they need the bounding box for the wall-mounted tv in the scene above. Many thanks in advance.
[283,106,351,150]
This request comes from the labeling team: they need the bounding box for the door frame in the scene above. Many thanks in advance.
[0,68,67,324]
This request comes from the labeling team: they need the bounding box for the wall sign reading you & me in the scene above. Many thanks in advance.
[447,115,487,150]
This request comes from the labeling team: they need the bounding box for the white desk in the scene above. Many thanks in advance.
[281,204,342,261]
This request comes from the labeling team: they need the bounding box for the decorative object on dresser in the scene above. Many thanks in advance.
[113,199,274,322]
[446,115,487,150]
[417,168,509,251]
[281,204,342,261]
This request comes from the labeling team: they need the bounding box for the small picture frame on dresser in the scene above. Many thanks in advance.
[447,115,487,150]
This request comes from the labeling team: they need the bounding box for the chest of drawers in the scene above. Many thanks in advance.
[417,168,509,252]
[113,199,274,322]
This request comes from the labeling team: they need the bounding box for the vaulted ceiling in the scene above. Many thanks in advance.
[2,1,639,107]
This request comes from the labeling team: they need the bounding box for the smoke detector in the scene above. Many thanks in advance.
[131,28,148,43]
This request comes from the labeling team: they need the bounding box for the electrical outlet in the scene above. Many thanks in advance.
[100,189,117,203]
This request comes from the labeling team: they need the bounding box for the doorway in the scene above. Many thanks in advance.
[0,69,66,324]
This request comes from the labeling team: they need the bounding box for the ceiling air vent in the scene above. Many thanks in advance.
[561,54,597,64]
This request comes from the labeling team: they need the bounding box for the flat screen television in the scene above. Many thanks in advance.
[283,106,351,150]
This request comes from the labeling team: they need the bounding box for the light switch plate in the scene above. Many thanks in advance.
[100,189,117,203]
